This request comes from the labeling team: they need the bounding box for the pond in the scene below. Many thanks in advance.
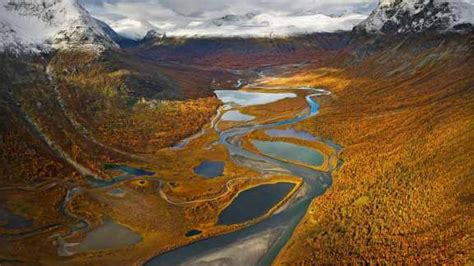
[193,161,225,178]
[107,188,126,198]
[0,207,32,230]
[221,110,255,122]
[217,182,295,225]
[252,140,324,167]
[104,164,155,176]
[265,128,317,141]
[73,219,142,254]
[185,229,202,237]
[214,90,296,106]
[87,164,156,187]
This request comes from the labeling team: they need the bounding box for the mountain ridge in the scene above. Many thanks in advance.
[354,0,474,34]
[1,0,473,55]
[0,0,117,54]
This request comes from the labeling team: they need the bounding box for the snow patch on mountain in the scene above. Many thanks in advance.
[162,12,368,38]
[108,11,367,40]
[106,18,161,40]
[355,0,474,34]
[0,0,117,54]
[211,13,259,27]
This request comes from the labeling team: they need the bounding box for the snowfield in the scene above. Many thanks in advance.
[0,0,116,54]
[1,0,472,54]
[143,12,368,38]
[357,0,474,33]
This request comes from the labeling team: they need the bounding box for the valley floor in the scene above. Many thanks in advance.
[0,34,472,264]
[268,41,474,263]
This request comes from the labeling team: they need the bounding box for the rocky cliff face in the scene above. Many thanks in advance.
[0,0,117,54]
[355,0,474,34]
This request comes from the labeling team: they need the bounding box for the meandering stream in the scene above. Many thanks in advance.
[0,80,339,264]
[146,88,340,265]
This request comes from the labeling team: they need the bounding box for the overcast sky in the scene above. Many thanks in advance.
[81,0,378,39]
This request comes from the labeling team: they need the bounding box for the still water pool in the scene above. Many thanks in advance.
[218,182,295,225]
[193,161,225,178]
[253,140,324,167]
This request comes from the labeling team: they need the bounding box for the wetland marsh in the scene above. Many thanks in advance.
[146,84,338,265]
[0,73,338,265]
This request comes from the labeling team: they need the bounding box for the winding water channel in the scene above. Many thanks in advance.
[0,82,339,264]
[147,88,341,265]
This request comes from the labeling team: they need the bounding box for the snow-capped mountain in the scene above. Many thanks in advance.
[142,29,164,42]
[0,0,118,54]
[94,18,140,48]
[211,13,260,27]
[355,0,474,34]
[164,12,368,38]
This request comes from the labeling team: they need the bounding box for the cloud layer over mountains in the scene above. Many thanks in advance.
[81,0,377,39]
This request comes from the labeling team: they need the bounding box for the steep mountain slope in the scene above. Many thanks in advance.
[134,33,354,68]
[0,0,117,54]
[94,18,140,48]
[355,0,474,34]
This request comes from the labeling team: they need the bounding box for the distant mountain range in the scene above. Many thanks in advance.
[0,0,473,54]
[144,12,367,38]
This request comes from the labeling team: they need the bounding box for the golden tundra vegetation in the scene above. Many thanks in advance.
[0,56,79,183]
[1,33,472,264]
[0,50,305,263]
[270,36,474,264]
[48,51,224,155]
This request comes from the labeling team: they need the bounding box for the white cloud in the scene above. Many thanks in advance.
[81,0,377,39]
[168,13,368,37]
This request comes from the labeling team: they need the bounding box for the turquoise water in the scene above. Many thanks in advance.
[218,183,295,225]
[252,140,324,167]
